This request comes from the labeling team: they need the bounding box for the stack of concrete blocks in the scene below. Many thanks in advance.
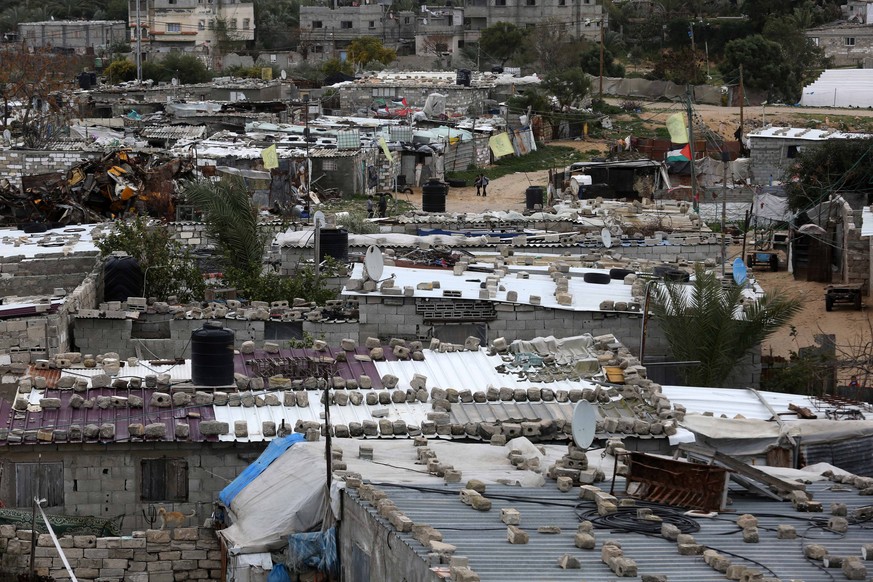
[600,540,637,577]
[0,149,103,188]
[549,443,602,486]
[0,526,222,582]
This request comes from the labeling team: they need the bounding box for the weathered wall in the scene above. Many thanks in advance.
[0,526,222,582]
[338,84,491,115]
[0,254,98,298]
[0,441,263,532]
[749,138,799,185]
[339,490,437,582]
[0,150,104,188]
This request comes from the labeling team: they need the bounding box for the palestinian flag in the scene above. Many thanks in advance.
[666,143,692,162]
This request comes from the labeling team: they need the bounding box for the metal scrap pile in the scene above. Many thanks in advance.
[2,150,195,226]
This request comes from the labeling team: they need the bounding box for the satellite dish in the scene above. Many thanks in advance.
[364,245,384,281]
[3,129,10,142]
[732,257,748,286]
[571,400,596,449]
[600,227,612,249]
[313,210,326,228]
[171,77,179,86]
[280,69,287,80]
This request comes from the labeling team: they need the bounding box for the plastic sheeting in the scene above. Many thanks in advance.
[508,334,600,375]
[286,528,338,576]
[220,434,305,507]
[680,414,873,456]
[597,76,724,105]
[752,192,791,223]
[218,442,327,553]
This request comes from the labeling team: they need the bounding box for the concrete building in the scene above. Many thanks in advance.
[127,0,255,57]
[18,20,127,54]
[299,0,605,60]
[805,23,873,67]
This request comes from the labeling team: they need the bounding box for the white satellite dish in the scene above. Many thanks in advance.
[313,210,326,228]
[280,69,287,80]
[571,400,597,449]
[364,245,384,281]
[601,227,613,249]
[171,77,179,87]
[2,129,10,143]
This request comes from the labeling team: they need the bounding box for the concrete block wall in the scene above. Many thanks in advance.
[0,526,222,582]
[0,253,99,298]
[338,84,491,115]
[164,221,288,253]
[846,210,869,291]
[0,442,263,533]
[0,149,104,188]
[748,140,792,185]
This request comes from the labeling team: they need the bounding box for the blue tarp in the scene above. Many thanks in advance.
[287,528,338,576]
[219,433,305,507]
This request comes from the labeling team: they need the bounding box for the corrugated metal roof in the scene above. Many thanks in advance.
[748,126,870,140]
[352,478,873,582]
[69,361,195,386]
[140,125,206,140]
[344,264,638,312]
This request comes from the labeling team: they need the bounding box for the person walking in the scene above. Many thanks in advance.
[377,192,388,218]
[474,174,482,196]
[479,174,489,197]
[366,195,374,218]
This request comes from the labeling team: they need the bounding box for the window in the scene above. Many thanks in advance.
[457,39,465,48]
[559,0,565,4]
[495,0,506,6]
[404,16,410,23]
[341,21,353,29]
[208,20,215,30]
[198,20,205,31]
[312,20,323,29]
[141,458,188,502]
[166,23,181,32]
[168,0,177,4]
[847,37,855,46]
[369,20,376,28]
[230,19,238,29]
[526,0,536,5]
[786,145,803,158]
[313,45,324,53]
[322,160,338,171]
[243,18,250,29]
[810,36,819,46]
[15,462,64,508]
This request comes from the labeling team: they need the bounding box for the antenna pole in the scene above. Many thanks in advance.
[687,85,698,213]
[135,0,142,83]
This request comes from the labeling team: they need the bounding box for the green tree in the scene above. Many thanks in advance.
[255,0,299,49]
[478,22,527,66]
[347,37,396,70]
[580,46,625,78]
[651,266,801,387]
[541,68,591,109]
[181,177,337,304]
[651,47,705,85]
[104,58,136,84]
[144,53,211,84]
[783,139,873,211]
[321,58,354,77]
[95,217,205,302]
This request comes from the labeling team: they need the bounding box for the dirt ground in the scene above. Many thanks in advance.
[399,103,873,376]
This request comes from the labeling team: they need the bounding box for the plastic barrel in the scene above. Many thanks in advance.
[319,228,349,263]
[191,321,235,386]
[422,180,448,212]
[525,186,545,210]
[103,255,144,302]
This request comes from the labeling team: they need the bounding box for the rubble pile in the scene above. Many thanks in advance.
[1,150,195,226]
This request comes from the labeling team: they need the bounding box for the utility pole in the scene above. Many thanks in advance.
[738,64,744,141]
[687,85,698,214]
[721,151,728,278]
[599,20,604,99]
[135,0,142,83]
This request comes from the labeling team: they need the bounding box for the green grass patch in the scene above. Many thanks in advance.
[446,145,582,183]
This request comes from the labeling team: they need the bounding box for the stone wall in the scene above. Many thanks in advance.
[0,150,104,188]
[0,253,98,298]
[0,526,221,582]
[0,441,263,533]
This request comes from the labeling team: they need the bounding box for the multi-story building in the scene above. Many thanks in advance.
[299,0,605,62]
[127,0,254,57]
[18,20,127,54]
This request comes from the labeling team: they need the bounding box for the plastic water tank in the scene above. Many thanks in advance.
[103,255,144,302]
[191,321,235,386]
[422,179,448,212]
[318,228,349,264]
[456,69,471,87]
[525,186,545,210]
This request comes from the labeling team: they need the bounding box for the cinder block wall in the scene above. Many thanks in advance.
[0,526,222,582]
[0,442,263,533]
[0,150,104,187]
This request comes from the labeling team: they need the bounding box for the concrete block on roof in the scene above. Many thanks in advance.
[506,525,528,544]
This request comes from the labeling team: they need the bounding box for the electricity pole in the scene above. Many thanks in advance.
[135,0,142,83]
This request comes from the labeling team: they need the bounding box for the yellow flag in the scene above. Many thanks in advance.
[261,144,278,169]
[666,113,688,144]
[488,132,515,158]
[378,137,393,162]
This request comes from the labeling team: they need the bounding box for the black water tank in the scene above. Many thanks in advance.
[78,72,92,90]
[103,255,144,302]
[191,321,235,386]
[525,186,545,210]
[422,180,448,212]
[456,69,471,87]
[319,228,349,263]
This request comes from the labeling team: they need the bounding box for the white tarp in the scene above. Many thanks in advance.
[680,414,873,456]
[753,191,791,223]
[219,443,327,553]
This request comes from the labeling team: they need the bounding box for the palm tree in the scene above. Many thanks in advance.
[651,266,801,387]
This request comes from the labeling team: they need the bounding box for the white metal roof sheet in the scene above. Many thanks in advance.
[344,264,636,312]
[862,207,873,237]
[661,385,845,421]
